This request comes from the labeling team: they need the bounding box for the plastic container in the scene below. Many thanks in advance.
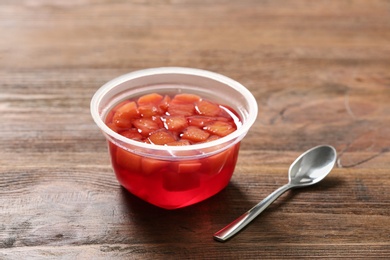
[91,67,257,209]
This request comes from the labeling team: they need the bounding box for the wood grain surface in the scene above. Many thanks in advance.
[1,0,390,259]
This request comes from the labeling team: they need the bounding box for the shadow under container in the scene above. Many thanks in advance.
[91,67,258,209]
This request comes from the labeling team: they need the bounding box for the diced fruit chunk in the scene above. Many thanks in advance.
[163,160,202,191]
[181,126,210,142]
[106,122,120,133]
[148,129,177,145]
[163,116,188,131]
[112,101,139,129]
[141,157,169,175]
[166,139,191,146]
[205,135,221,142]
[171,93,201,103]
[151,115,164,128]
[204,121,236,137]
[167,102,195,116]
[188,116,229,127]
[120,128,143,141]
[174,161,202,173]
[202,148,232,175]
[187,115,213,127]
[116,147,142,173]
[195,100,221,116]
[137,93,163,105]
[138,104,161,117]
[132,118,160,137]
[159,95,171,112]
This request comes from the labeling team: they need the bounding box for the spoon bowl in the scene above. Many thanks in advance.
[289,145,337,186]
[213,145,337,242]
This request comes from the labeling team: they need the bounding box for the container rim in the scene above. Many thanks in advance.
[90,67,258,154]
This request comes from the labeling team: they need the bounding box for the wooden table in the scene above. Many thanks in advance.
[1,1,389,258]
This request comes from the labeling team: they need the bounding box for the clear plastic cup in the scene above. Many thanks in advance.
[91,67,258,209]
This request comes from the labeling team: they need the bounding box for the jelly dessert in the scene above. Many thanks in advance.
[105,92,242,209]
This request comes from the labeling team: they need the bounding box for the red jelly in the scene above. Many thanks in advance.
[110,142,240,209]
[105,92,242,209]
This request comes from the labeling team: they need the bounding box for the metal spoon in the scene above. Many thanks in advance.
[213,145,337,242]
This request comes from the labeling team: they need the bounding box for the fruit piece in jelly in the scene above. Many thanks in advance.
[159,95,171,113]
[132,118,160,137]
[138,104,162,118]
[167,102,195,116]
[181,126,210,142]
[163,161,202,191]
[106,101,126,125]
[187,116,214,127]
[195,100,221,117]
[167,139,191,146]
[204,121,236,137]
[173,161,202,173]
[116,147,142,173]
[137,93,164,106]
[120,129,143,141]
[171,93,201,103]
[202,148,232,176]
[205,135,221,142]
[162,115,188,132]
[187,115,229,127]
[112,101,139,129]
[148,129,177,145]
[141,157,170,176]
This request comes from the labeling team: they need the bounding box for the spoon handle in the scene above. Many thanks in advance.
[213,183,293,242]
